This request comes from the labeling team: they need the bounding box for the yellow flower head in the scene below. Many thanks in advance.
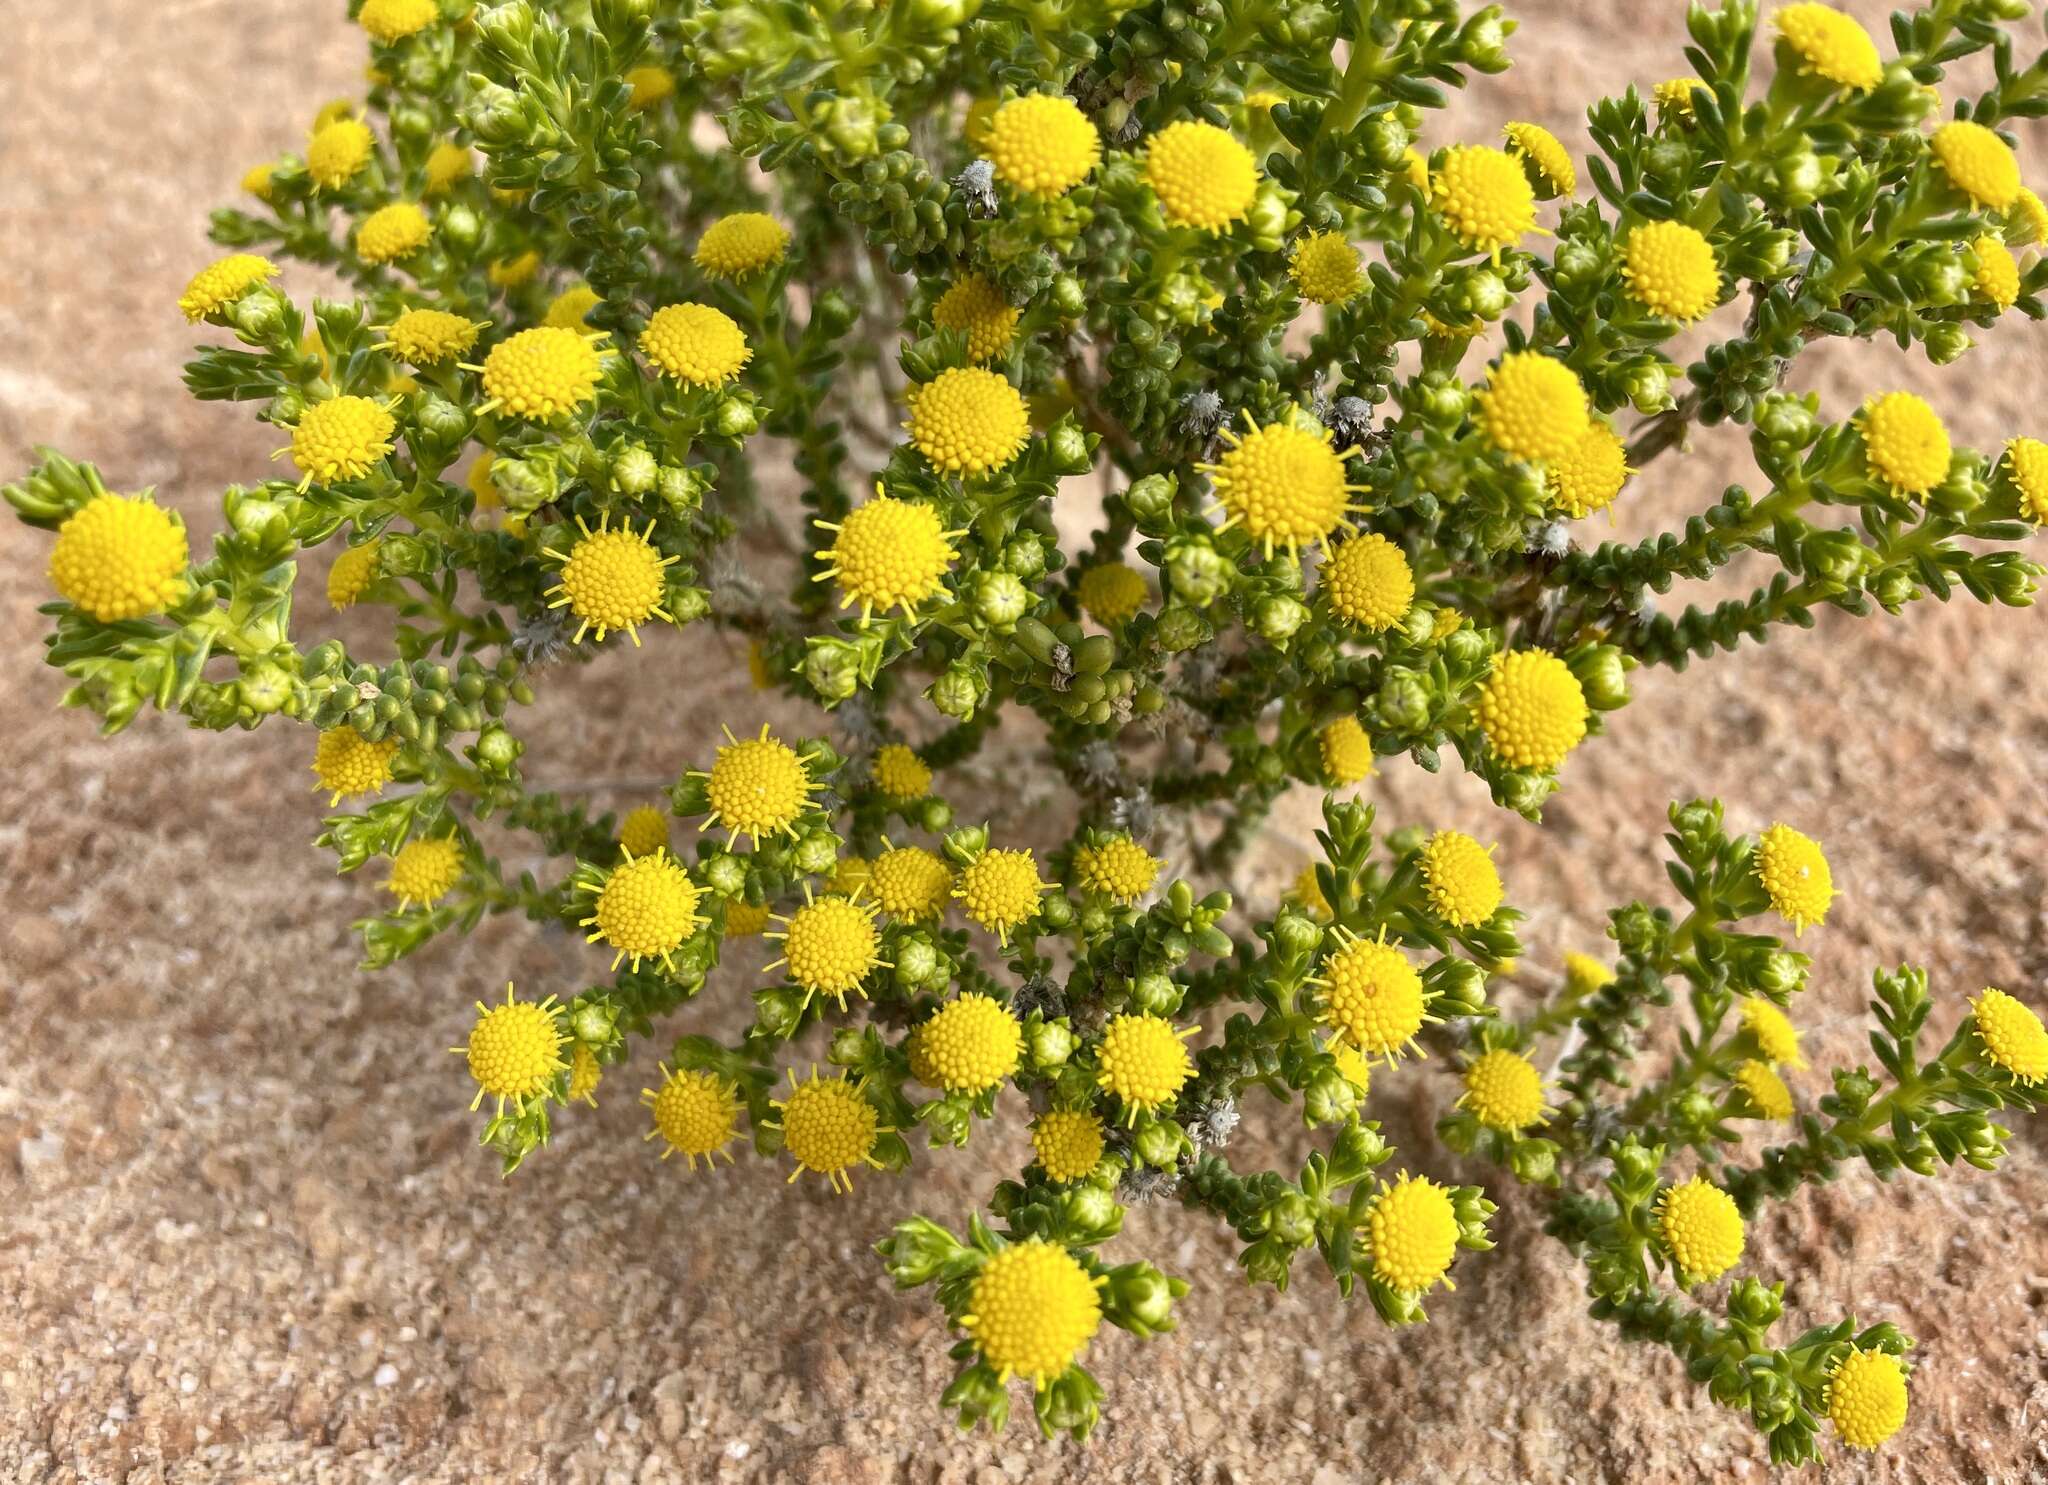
[423,140,471,194]
[642,1065,740,1170]
[1621,219,1720,322]
[867,744,930,802]
[964,1240,1105,1385]
[768,890,885,1009]
[1073,836,1163,903]
[985,94,1102,199]
[312,726,400,804]
[1548,421,1633,519]
[48,493,188,621]
[905,367,1030,477]
[1477,352,1592,464]
[385,835,462,910]
[242,161,277,201]
[382,307,480,365]
[1291,864,1333,921]
[723,898,772,937]
[815,493,960,620]
[1095,1012,1196,1120]
[1432,144,1537,254]
[769,1066,886,1193]
[1402,147,1431,195]
[640,302,751,387]
[544,285,602,330]
[359,0,438,43]
[1774,4,1884,92]
[1289,231,1363,304]
[915,993,1023,1094]
[1365,1173,1461,1294]
[2010,186,2048,246]
[870,843,953,921]
[618,804,670,858]
[1654,78,1701,122]
[1741,996,1807,1069]
[1330,1039,1373,1097]
[581,846,705,971]
[1321,532,1414,631]
[179,254,277,322]
[457,984,564,1113]
[480,326,605,422]
[1146,121,1259,231]
[1972,233,2020,309]
[1733,1059,1795,1120]
[694,212,791,278]
[355,202,433,264]
[1932,120,2021,210]
[1315,927,1432,1061]
[1077,561,1149,625]
[2003,437,2048,523]
[487,249,542,289]
[1826,1347,1909,1450]
[830,855,871,898]
[1031,1109,1106,1183]
[933,274,1021,363]
[1318,714,1376,787]
[307,118,374,189]
[1460,1048,1548,1131]
[1971,988,2048,1083]
[1199,414,1366,558]
[1857,391,1951,498]
[567,1043,602,1107]
[327,538,381,611]
[1476,648,1589,771]
[1656,1175,1744,1282]
[625,65,675,110]
[698,724,817,845]
[954,847,1049,943]
[1754,822,1834,934]
[1419,830,1504,928]
[1503,121,1575,196]
[1564,951,1615,996]
[289,396,396,488]
[542,515,678,645]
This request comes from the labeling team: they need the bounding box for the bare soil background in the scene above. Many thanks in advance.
[4,2,2047,1481]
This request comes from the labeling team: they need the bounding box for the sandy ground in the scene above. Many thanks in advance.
[4,2,2048,1481]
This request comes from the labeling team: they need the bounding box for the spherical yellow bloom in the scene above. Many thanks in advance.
[723,898,772,937]
[1431,144,1537,254]
[1330,1040,1373,1097]
[618,804,670,858]
[770,1067,885,1193]
[178,254,277,322]
[916,993,1023,1094]
[458,984,564,1112]
[1564,951,1615,996]
[870,844,953,921]
[1621,219,1720,322]
[1291,864,1332,921]
[1095,1013,1196,1119]
[542,284,601,331]
[1971,988,2048,1083]
[383,307,480,366]
[1503,121,1575,195]
[1402,147,1431,195]
[1754,822,1834,935]
[866,744,929,802]
[694,212,791,278]
[1654,78,1700,122]
[566,1043,602,1106]
[48,493,187,621]
[642,1065,739,1169]
[1318,715,1376,786]
[1316,928,1430,1060]
[1073,836,1163,903]
[487,249,541,289]
[1144,120,1259,231]
[985,94,1102,199]
[423,140,471,194]
[1857,391,1951,498]
[933,274,1021,363]
[955,847,1048,943]
[1419,830,1503,928]
[359,0,437,43]
[1031,1109,1106,1183]
[1365,1173,1461,1293]
[699,725,816,844]
[2010,186,2048,246]
[624,65,675,110]
[307,118,374,189]
[1476,649,1589,771]
[1827,1348,1909,1449]
[241,162,277,201]
[326,538,381,611]
[1774,4,1884,91]
[1077,561,1148,625]
[385,835,462,910]
[1321,533,1414,631]
[2003,437,2048,523]
[1461,1048,1547,1130]
[1972,234,2020,309]
[1547,421,1633,519]
[816,494,959,619]
[905,367,1030,477]
[1289,231,1362,304]
[769,893,884,1008]
[1656,1176,1744,1282]
[1477,352,1591,464]
[1733,1059,1795,1120]
[1932,120,2021,210]
[640,302,751,387]
[480,326,605,421]
[1200,416,1365,557]
[290,396,397,487]
[542,515,677,645]
[583,847,704,970]
[1741,996,1807,1070]
[312,727,400,804]
[965,1240,1104,1384]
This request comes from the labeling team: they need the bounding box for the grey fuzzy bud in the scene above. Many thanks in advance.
[1328,396,1374,450]
[1178,390,1225,438]
[952,159,998,218]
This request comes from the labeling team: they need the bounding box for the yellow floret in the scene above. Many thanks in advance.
[640,302,751,387]
[1774,4,1885,91]
[2003,437,2048,523]
[870,744,933,801]
[1199,415,1365,557]
[698,725,816,844]
[1321,533,1414,631]
[382,307,480,365]
[1547,421,1633,519]
[1318,715,1376,787]
[1733,1059,1795,1120]
[625,65,675,110]
[1077,561,1149,625]
[1419,830,1504,927]
[458,984,564,1113]
[617,804,670,858]
[1095,1013,1196,1120]
[1654,78,1701,122]
[542,515,677,645]
[48,493,188,621]
[480,326,605,422]
[423,140,471,194]
[985,94,1102,199]
[1741,996,1807,1070]
[358,0,438,43]
[769,893,884,1008]
[178,254,277,322]
[770,1066,885,1193]
[964,1240,1104,1385]
[869,844,953,921]
[582,847,704,971]
[1931,120,2020,210]
[1564,951,1615,996]
[289,396,397,487]
[327,538,381,611]
[312,727,401,804]
[694,212,791,278]
[1315,928,1431,1060]
[724,898,772,937]
[544,285,602,330]
[1289,231,1363,304]
[307,118,374,189]
[1827,1348,1909,1450]
[1656,1175,1744,1282]
[1971,988,2048,1084]
[954,847,1048,944]
[1073,836,1163,903]
[385,835,462,910]
[933,274,1022,362]
[905,367,1031,477]
[1031,1109,1106,1183]
[1460,1048,1547,1130]
[1621,219,1720,322]
[1503,121,1575,195]
[1475,649,1589,771]
[915,993,1023,1094]
[356,202,432,264]
[1476,352,1592,464]
[815,494,959,619]
[1145,121,1259,231]
[1365,1173,1461,1293]
[1972,234,2020,309]
[1754,822,1834,934]
[566,1043,602,1106]
[1432,144,1537,254]
[642,1065,740,1169]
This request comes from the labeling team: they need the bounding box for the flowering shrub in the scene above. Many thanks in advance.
[9,0,2048,1461]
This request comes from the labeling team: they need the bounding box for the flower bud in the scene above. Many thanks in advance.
[610,444,658,496]
[928,662,984,719]
[1923,322,1972,366]
[464,79,528,145]
[1570,645,1631,711]
[474,723,522,769]
[237,660,294,714]
[714,396,760,438]
[229,286,289,343]
[804,637,863,705]
[1626,361,1673,415]
[1375,667,1432,732]
[1253,595,1309,644]
[1134,1119,1184,1168]
[1002,533,1046,580]
[1166,538,1232,606]
[794,833,839,876]
[972,571,1027,627]
[1359,115,1408,171]
[1109,1266,1179,1331]
[1551,238,1604,288]
[1028,1019,1073,1069]
[892,935,941,988]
